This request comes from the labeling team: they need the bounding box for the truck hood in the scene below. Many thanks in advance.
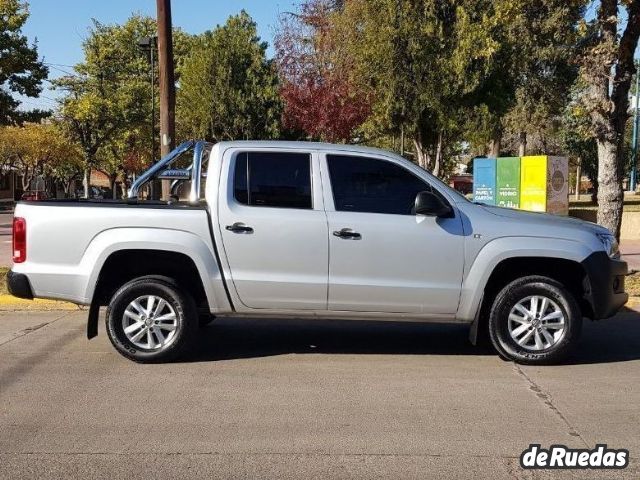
[480,205,610,236]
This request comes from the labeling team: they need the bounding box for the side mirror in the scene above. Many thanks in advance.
[415,191,453,218]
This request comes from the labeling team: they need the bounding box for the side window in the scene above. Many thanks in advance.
[327,155,430,215]
[234,151,312,209]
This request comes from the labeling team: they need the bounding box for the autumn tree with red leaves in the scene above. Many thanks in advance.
[275,0,369,143]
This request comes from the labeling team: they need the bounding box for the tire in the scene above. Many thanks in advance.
[105,276,198,363]
[488,275,582,365]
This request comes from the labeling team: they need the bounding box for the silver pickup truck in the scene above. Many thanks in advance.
[8,140,628,364]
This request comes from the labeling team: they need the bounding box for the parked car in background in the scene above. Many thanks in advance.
[8,141,628,365]
[20,191,50,201]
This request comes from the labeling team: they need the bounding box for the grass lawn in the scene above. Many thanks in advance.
[627,272,640,297]
[0,266,8,295]
[569,196,640,212]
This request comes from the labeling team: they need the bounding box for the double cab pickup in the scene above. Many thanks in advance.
[8,141,628,364]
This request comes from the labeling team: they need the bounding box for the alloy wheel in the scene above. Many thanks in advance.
[507,295,566,351]
[121,295,178,350]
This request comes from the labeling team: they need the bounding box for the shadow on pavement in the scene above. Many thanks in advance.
[566,308,640,365]
[184,308,640,364]
[185,317,494,362]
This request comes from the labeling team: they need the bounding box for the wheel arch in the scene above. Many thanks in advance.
[82,228,231,338]
[460,238,593,344]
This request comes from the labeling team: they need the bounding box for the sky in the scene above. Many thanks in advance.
[18,0,299,111]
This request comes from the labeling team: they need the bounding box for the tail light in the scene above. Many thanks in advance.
[13,217,26,263]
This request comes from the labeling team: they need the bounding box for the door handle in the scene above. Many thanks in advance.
[226,222,254,234]
[333,228,361,239]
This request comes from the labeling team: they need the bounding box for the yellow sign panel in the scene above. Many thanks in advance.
[520,156,547,212]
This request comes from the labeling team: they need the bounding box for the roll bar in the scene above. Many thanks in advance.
[128,140,210,204]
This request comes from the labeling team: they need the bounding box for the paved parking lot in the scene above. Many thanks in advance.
[1,308,639,479]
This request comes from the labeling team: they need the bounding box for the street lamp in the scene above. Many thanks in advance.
[137,36,158,165]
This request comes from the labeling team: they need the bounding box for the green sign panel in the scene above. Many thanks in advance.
[496,157,520,208]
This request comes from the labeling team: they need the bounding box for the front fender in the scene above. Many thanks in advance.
[80,227,231,313]
[457,236,593,321]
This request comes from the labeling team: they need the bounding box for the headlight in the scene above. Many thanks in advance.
[596,233,619,258]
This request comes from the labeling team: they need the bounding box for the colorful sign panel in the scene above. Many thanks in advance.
[496,157,520,208]
[520,155,547,212]
[472,158,496,205]
[545,156,569,215]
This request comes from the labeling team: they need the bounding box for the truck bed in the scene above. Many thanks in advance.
[12,200,218,305]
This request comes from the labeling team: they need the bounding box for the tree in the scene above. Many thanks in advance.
[177,11,281,141]
[95,128,149,198]
[275,0,370,142]
[500,0,585,157]
[561,84,599,199]
[54,15,156,198]
[333,0,509,175]
[0,0,48,125]
[577,0,640,239]
[0,123,82,193]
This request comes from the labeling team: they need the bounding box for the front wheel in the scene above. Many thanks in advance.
[488,276,582,365]
[105,276,198,363]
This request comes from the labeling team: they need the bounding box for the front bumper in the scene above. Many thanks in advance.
[581,252,628,319]
[7,270,34,299]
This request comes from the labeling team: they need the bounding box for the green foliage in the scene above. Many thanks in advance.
[177,11,282,141]
[560,84,598,192]
[0,123,83,190]
[54,15,157,168]
[0,0,48,125]
[500,0,585,153]
[333,0,516,172]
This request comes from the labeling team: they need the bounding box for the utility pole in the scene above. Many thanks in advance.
[156,0,176,199]
[630,60,639,192]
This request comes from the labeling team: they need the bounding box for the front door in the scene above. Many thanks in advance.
[218,149,328,310]
[323,153,464,314]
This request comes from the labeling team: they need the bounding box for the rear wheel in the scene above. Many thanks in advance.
[488,276,581,365]
[105,276,197,362]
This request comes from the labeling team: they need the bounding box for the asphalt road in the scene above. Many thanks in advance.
[1,309,639,479]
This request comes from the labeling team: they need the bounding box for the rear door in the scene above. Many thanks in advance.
[322,153,464,314]
[217,149,328,310]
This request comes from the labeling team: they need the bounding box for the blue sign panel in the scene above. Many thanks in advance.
[473,158,497,205]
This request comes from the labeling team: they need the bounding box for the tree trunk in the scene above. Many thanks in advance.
[432,131,443,178]
[575,158,581,200]
[518,131,527,157]
[21,171,31,191]
[109,174,117,199]
[488,136,500,157]
[596,140,624,239]
[412,137,429,170]
[83,168,90,198]
[583,0,640,239]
